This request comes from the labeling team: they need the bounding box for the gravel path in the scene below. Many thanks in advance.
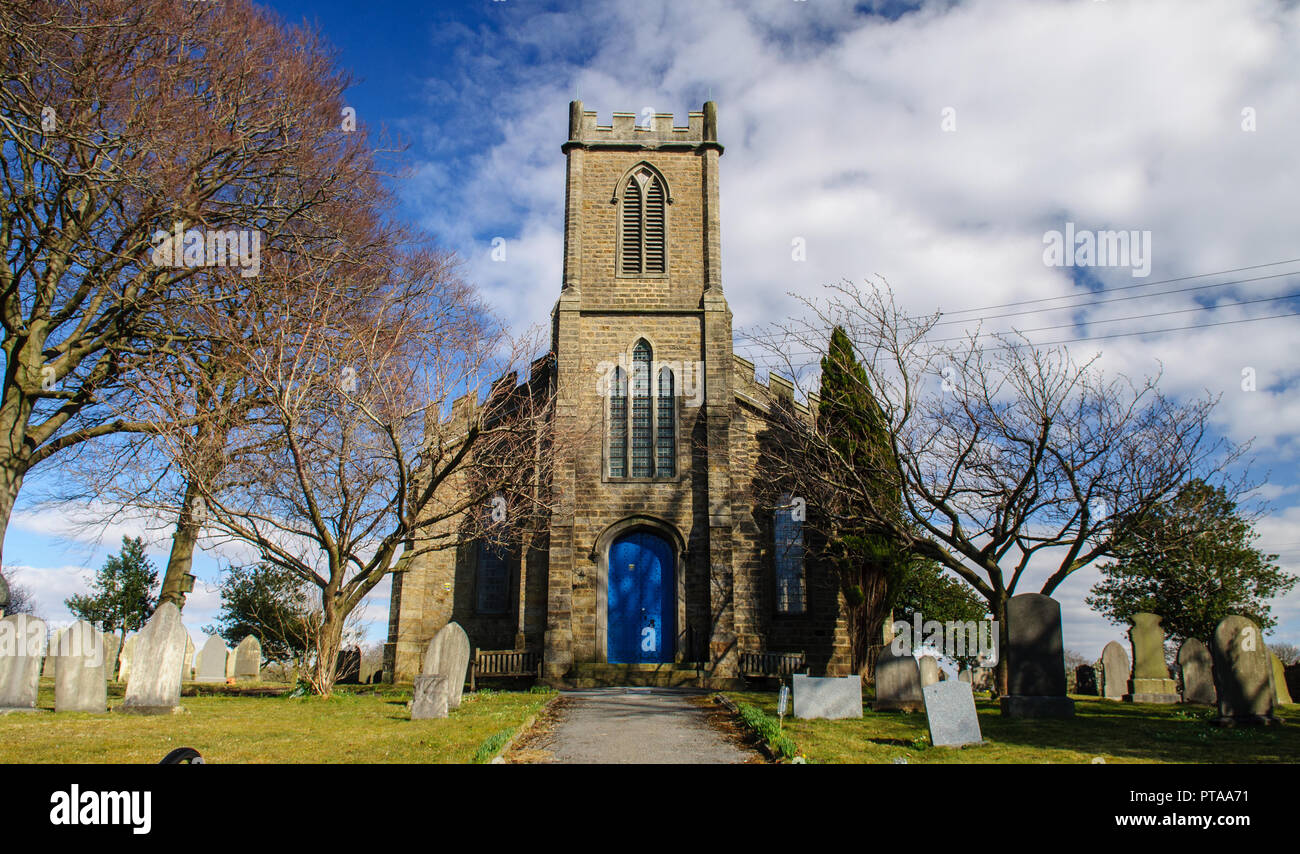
[518,688,755,764]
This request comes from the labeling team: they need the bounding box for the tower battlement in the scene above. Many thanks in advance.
[563,100,721,152]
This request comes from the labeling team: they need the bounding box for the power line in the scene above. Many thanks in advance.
[738,309,1300,366]
[732,258,1300,346]
[924,289,1300,345]
[940,257,1300,316]
[930,270,1300,328]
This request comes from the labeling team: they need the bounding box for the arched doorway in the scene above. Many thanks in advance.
[607,530,675,663]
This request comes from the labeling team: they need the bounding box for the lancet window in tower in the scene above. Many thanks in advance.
[608,340,676,479]
[609,366,628,477]
[619,168,667,275]
[630,340,653,477]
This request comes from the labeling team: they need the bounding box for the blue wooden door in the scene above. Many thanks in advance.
[608,532,674,663]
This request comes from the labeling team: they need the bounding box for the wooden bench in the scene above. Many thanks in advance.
[740,651,806,678]
[469,648,542,691]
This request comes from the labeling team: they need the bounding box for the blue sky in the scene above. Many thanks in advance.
[9,0,1300,659]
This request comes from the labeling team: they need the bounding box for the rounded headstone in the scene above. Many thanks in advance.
[0,614,47,709]
[1210,615,1275,724]
[422,622,470,709]
[918,655,940,687]
[195,636,229,683]
[1100,641,1129,700]
[54,621,107,713]
[1176,638,1215,705]
[233,636,261,681]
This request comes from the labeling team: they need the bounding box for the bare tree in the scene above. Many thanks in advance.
[0,0,377,600]
[134,222,560,694]
[750,280,1248,692]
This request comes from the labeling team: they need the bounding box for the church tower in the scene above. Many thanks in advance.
[385,101,851,686]
[543,101,740,680]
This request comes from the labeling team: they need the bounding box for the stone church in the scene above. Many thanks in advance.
[385,102,851,686]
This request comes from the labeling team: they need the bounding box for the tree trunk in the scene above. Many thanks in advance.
[158,479,203,610]
[0,458,27,614]
[992,593,1009,696]
[311,595,345,697]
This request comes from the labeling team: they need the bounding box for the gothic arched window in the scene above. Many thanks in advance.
[477,494,510,615]
[619,167,667,275]
[774,492,806,614]
[656,366,675,477]
[607,340,676,479]
[630,340,653,477]
[609,366,628,477]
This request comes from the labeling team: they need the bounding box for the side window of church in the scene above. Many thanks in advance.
[476,541,509,615]
[608,339,675,479]
[476,495,509,615]
[774,493,806,614]
[620,168,666,275]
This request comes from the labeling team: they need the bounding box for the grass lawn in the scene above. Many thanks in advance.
[725,691,1300,764]
[0,681,554,764]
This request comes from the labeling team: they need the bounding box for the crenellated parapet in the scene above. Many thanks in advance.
[731,352,816,417]
[563,100,722,153]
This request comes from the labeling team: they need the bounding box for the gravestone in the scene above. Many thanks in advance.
[421,622,470,709]
[792,673,862,720]
[104,634,121,681]
[970,667,993,691]
[1286,664,1300,705]
[1100,641,1129,700]
[117,635,136,684]
[957,669,972,684]
[1210,615,1277,726]
[923,680,983,747]
[233,636,261,681]
[195,636,229,683]
[1074,664,1097,695]
[918,655,940,687]
[411,674,449,719]
[336,646,361,684]
[225,644,237,679]
[54,621,107,714]
[0,614,46,711]
[873,646,924,712]
[1270,653,1293,705]
[999,593,1074,718]
[1176,638,1215,705]
[1126,613,1178,703]
[181,635,195,682]
[120,602,187,714]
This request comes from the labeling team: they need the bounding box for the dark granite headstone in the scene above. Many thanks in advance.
[1074,664,1097,695]
[336,646,361,684]
[999,593,1073,718]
